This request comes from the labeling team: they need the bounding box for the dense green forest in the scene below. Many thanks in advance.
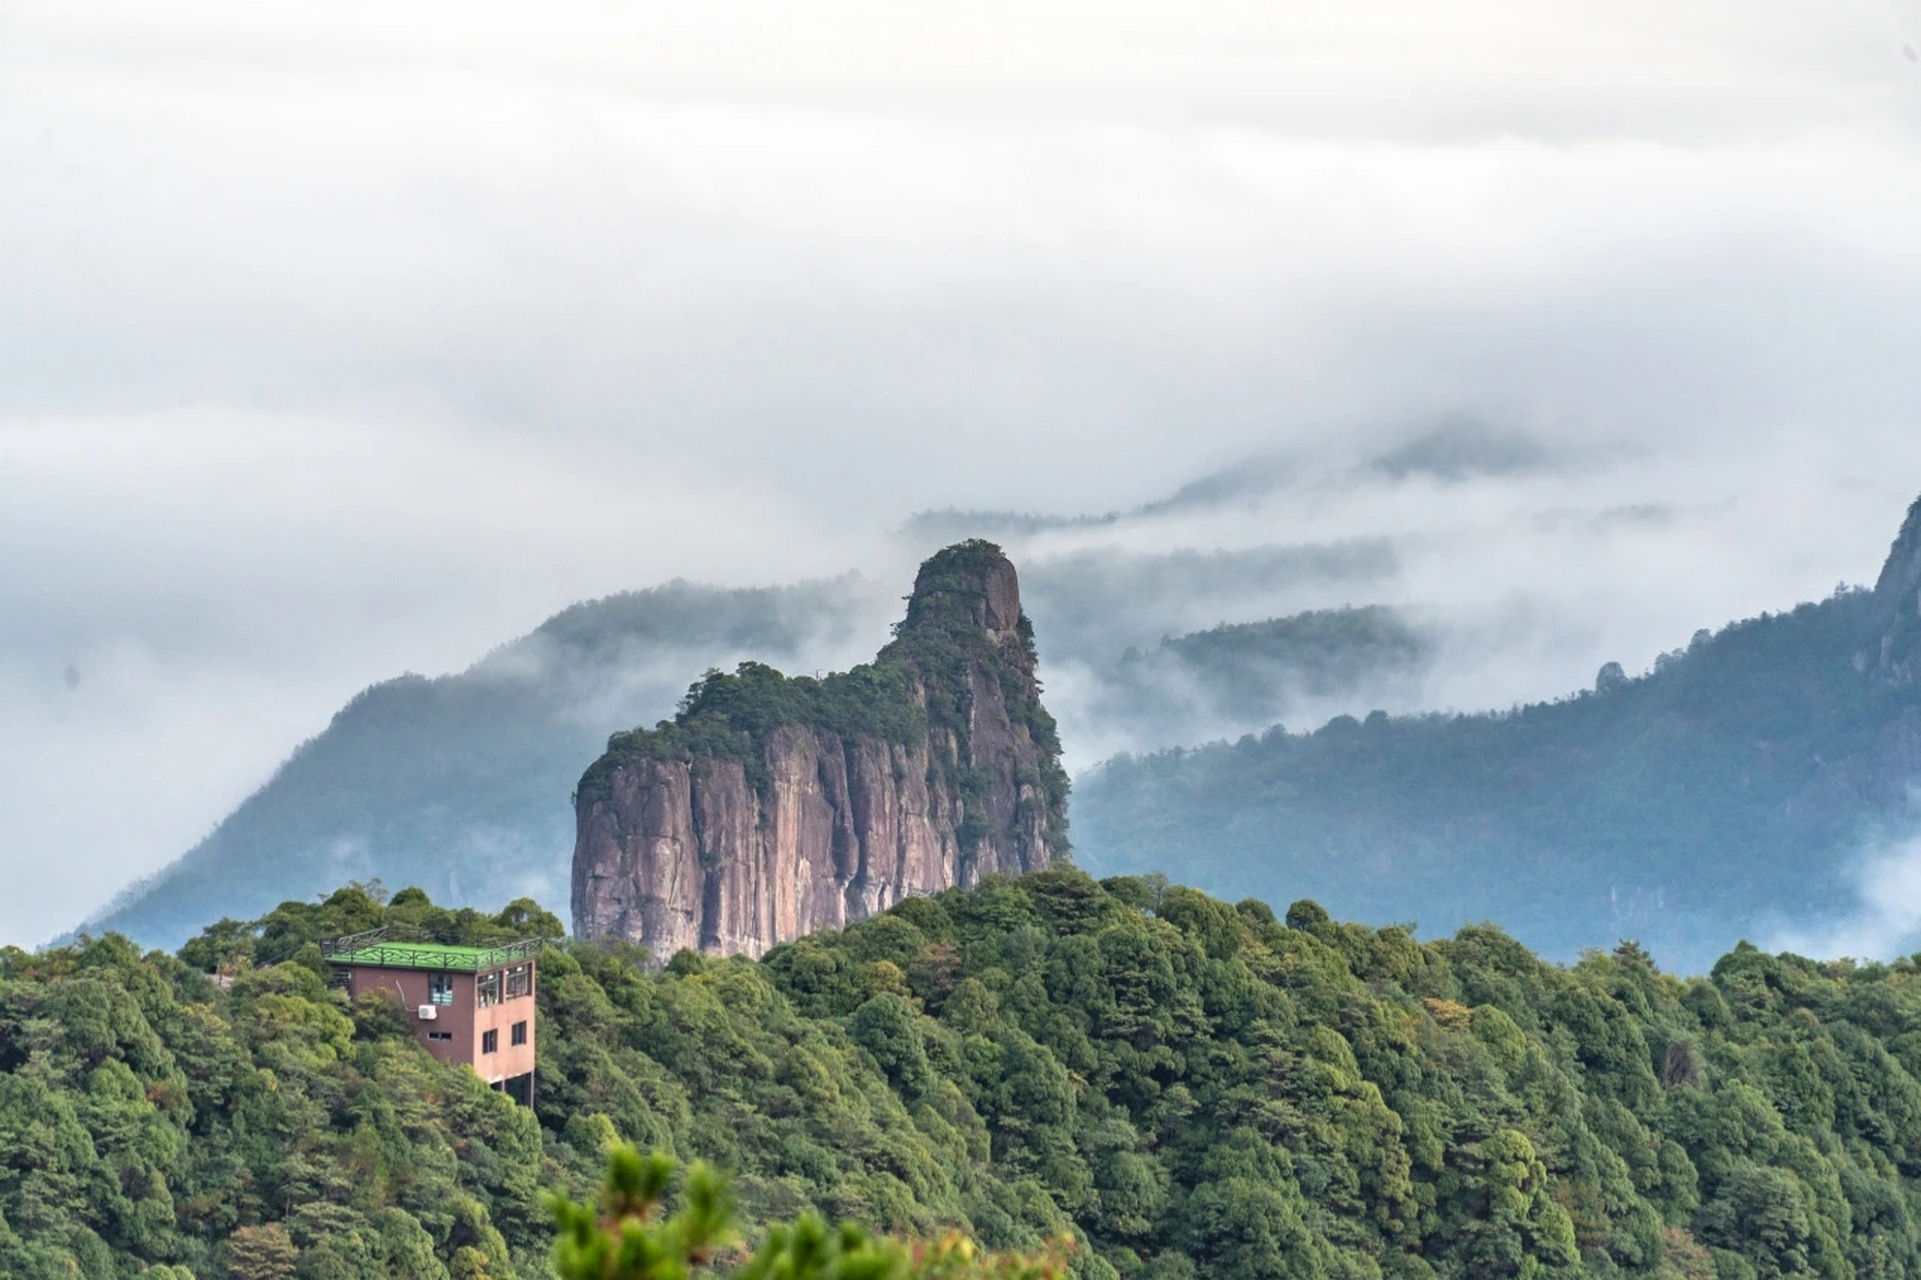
[13,871,1921,1280]
[546,1145,1071,1280]
[1076,582,1921,973]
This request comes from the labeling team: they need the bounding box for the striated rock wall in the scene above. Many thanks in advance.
[571,542,1067,958]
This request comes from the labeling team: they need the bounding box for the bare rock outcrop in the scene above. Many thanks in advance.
[1868,493,1921,686]
[571,541,1068,957]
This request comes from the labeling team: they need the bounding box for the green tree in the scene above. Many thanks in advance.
[549,1146,1071,1280]
[226,1223,297,1280]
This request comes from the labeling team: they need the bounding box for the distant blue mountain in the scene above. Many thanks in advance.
[78,576,878,948]
[1072,497,1921,975]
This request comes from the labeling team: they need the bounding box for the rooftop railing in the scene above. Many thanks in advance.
[319,926,548,972]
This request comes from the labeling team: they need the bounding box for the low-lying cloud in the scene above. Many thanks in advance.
[5,0,1921,943]
[1764,829,1921,962]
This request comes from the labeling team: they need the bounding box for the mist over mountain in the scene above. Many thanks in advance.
[900,421,1569,541]
[70,437,1459,949]
[1023,542,1402,665]
[68,425,1921,965]
[1075,606,1435,753]
[78,575,891,947]
[14,0,1921,953]
[1074,497,1921,975]
[79,559,1419,949]
[896,421,1779,764]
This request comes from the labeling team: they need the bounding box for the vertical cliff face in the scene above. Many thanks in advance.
[571,542,1069,957]
[1869,494,1921,687]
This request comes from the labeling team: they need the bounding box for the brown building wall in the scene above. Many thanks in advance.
[473,971,537,1084]
[344,963,536,1084]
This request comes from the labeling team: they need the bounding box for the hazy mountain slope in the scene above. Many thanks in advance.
[1082,605,1435,750]
[79,576,886,948]
[76,553,1421,951]
[1017,541,1399,664]
[1074,498,1921,974]
[67,428,1616,951]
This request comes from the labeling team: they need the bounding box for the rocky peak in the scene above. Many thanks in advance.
[896,539,1027,645]
[1867,494,1921,686]
[570,541,1068,958]
[1873,495,1921,609]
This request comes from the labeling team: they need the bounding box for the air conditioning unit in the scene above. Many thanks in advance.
[417,1004,438,1020]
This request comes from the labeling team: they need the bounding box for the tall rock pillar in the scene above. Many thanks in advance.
[570,541,1069,958]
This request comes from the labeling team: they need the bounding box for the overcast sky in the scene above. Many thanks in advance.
[5,0,1921,946]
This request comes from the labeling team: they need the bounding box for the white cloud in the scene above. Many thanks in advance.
[4,0,1921,942]
[1764,830,1921,961]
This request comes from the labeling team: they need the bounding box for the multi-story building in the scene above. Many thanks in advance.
[323,929,540,1104]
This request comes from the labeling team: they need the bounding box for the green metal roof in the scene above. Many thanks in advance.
[321,930,543,972]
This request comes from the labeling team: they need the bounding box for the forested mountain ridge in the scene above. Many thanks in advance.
[1075,495,1921,974]
[13,871,1921,1280]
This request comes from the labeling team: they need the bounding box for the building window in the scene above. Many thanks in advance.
[429,972,454,1006]
[505,965,532,1000]
[481,1029,498,1054]
[477,971,502,1007]
[511,1020,527,1047]
[428,1031,452,1042]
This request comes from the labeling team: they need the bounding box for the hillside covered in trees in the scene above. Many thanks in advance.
[1076,496,1921,973]
[11,872,1921,1280]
